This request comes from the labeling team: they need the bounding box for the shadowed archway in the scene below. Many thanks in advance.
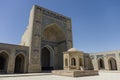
[0,52,9,73]
[43,24,65,42]
[71,58,76,66]
[65,58,68,66]
[14,54,25,73]
[42,24,66,69]
[98,59,105,70]
[41,47,53,70]
[108,58,117,70]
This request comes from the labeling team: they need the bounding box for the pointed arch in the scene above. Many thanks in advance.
[14,54,25,73]
[41,45,54,70]
[43,23,66,42]
[108,57,117,70]
[71,58,76,66]
[98,58,105,70]
[43,23,65,35]
[0,51,9,73]
[65,58,68,66]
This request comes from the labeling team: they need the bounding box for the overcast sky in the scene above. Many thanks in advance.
[0,0,120,53]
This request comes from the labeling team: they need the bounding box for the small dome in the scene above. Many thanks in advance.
[68,48,79,52]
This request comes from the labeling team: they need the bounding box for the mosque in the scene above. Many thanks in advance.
[0,5,119,74]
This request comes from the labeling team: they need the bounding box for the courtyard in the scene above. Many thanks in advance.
[0,71,119,80]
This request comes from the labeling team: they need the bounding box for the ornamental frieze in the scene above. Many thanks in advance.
[0,48,11,53]
[16,49,27,54]
[42,10,67,22]
[96,55,104,59]
[37,6,69,22]
[106,54,115,58]
[35,20,41,24]
[33,49,39,53]
[42,15,67,31]
[31,55,40,64]
[34,34,40,37]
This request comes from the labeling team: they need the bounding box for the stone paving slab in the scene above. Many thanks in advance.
[99,70,120,73]
[0,73,52,78]
[0,71,120,80]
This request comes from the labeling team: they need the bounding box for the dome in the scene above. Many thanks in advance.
[68,48,79,52]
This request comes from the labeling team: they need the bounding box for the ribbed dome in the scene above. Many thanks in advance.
[68,48,79,52]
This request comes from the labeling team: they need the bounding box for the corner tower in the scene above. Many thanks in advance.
[21,5,73,72]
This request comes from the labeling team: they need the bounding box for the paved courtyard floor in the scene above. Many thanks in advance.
[0,71,120,80]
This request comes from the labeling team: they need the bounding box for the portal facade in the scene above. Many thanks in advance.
[0,5,73,73]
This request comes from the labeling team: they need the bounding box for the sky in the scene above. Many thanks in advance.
[0,0,120,53]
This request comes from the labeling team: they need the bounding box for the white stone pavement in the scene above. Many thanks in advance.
[0,71,120,80]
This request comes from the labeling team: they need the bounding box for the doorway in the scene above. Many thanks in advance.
[108,58,117,70]
[98,59,105,70]
[41,47,53,70]
[0,52,8,73]
[14,54,25,73]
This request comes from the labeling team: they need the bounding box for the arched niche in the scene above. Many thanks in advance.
[71,58,76,66]
[98,58,105,70]
[108,58,117,70]
[14,54,25,73]
[65,58,68,66]
[0,51,9,73]
[41,45,54,70]
[43,23,66,42]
